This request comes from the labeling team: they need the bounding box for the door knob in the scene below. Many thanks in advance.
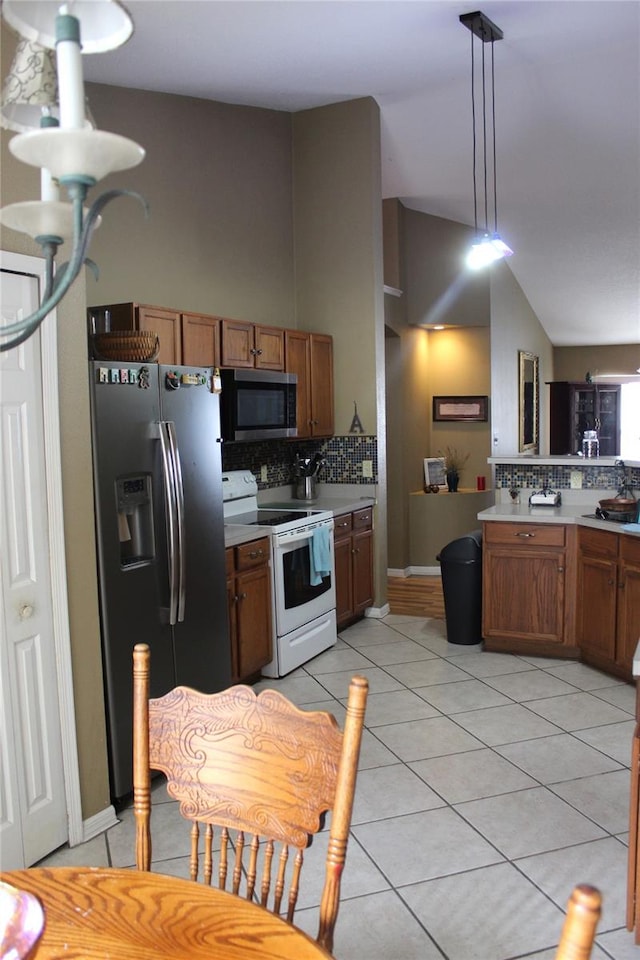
[20,603,34,620]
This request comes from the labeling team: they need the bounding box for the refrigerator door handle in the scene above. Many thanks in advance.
[158,420,179,625]
[166,420,186,622]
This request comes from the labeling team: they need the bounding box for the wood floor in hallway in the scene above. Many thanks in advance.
[387,575,445,619]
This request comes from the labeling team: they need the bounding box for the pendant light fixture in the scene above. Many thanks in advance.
[0,0,147,352]
[460,10,513,270]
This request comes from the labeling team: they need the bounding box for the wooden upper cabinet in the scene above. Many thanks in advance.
[285,330,333,439]
[182,313,221,368]
[221,318,284,370]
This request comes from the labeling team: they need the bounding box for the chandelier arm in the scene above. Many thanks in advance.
[1,189,148,352]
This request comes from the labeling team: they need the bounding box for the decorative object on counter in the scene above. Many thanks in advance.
[441,446,470,493]
[509,487,520,504]
[293,452,326,501]
[432,395,488,422]
[529,487,562,506]
[423,483,440,494]
[424,457,447,491]
[581,430,599,458]
[477,475,486,491]
[585,370,593,383]
[459,11,513,269]
[518,351,539,453]
[349,401,364,433]
[0,0,147,353]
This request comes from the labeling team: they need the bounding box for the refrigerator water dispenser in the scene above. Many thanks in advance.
[116,475,155,567]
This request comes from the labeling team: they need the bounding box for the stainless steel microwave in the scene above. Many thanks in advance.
[220,368,297,442]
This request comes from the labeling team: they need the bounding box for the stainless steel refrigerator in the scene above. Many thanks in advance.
[88,361,231,801]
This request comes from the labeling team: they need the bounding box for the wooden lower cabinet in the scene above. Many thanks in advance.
[334,507,374,628]
[578,526,640,679]
[226,538,272,682]
[482,521,578,657]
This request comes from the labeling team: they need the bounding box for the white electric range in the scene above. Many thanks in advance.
[222,470,337,677]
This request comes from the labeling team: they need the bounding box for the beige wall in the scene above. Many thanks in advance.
[292,97,387,606]
[427,327,492,486]
[553,344,640,381]
[85,83,295,324]
[490,262,554,456]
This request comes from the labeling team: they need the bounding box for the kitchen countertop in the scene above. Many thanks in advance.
[478,501,640,536]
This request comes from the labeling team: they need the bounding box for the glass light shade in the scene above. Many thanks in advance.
[1,0,134,53]
[1,37,58,132]
[9,127,145,181]
[466,233,514,270]
[0,199,101,244]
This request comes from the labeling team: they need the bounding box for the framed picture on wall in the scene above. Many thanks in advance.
[433,395,489,422]
[423,457,447,489]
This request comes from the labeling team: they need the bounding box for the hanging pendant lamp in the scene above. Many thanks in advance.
[460,10,513,270]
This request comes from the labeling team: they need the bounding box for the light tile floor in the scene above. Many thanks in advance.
[39,613,640,960]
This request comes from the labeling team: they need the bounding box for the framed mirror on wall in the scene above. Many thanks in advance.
[519,351,539,452]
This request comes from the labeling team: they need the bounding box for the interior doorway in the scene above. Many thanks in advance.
[1,250,82,867]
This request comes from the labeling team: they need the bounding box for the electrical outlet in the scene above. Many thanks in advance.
[570,470,583,489]
[362,460,373,478]
[260,464,268,483]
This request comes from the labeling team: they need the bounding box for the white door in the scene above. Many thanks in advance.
[0,265,69,867]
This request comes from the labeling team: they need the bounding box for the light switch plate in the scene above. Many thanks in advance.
[362,460,373,478]
[570,470,583,489]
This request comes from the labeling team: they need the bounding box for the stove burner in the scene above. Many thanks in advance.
[250,511,313,526]
[583,509,636,524]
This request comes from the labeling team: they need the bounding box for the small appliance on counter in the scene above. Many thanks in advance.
[529,487,562,506]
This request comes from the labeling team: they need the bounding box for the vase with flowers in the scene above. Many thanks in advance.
[441,446,469,493]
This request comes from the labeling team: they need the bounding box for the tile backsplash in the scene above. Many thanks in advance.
[222,436,378,489]
[495,462,640,490]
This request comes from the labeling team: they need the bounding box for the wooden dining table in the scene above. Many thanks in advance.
[1,867,334,960]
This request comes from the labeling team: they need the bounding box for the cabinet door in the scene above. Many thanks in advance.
[596,385,620,457]
[285,330,312,438]
[309,334,334,437]
[221,318,255,367]
[334,535,353,627]
[182,313,221,367]
[254,326,285,371]
[236,565,272,679]
[483,546,566,645]
[227,578,239,683]
[352,528,374,616]
[618,538,640,671]
[578,556,618,662]
[138,306,182,365]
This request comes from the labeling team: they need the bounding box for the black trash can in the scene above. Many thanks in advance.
[436,530,482,645]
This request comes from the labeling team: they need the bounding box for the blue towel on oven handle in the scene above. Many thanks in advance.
[309,526,331,586]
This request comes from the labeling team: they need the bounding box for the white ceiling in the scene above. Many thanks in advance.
[82,0,640,347]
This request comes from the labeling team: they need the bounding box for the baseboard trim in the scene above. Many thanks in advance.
[408,566,442,577]
[387,567,410,578]
[365,603,390,619]
[81,805,118,845]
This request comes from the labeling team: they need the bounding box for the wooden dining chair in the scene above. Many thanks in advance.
[554,884,602,960]
[132,642,368,954]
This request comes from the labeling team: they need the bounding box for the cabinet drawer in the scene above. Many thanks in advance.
[578,525,619,559]
[621,535,640,566]
[353,507,373,531]
[484,522,565,547]
[333,513,353,539]
[235,537,270,570]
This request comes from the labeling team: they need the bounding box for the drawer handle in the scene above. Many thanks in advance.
[337,521,349,528]
[248,549,264,559]
[516,532,536,538]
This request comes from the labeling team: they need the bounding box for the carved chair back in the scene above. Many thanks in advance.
[132,643,368,954]
[555,885,601,960]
